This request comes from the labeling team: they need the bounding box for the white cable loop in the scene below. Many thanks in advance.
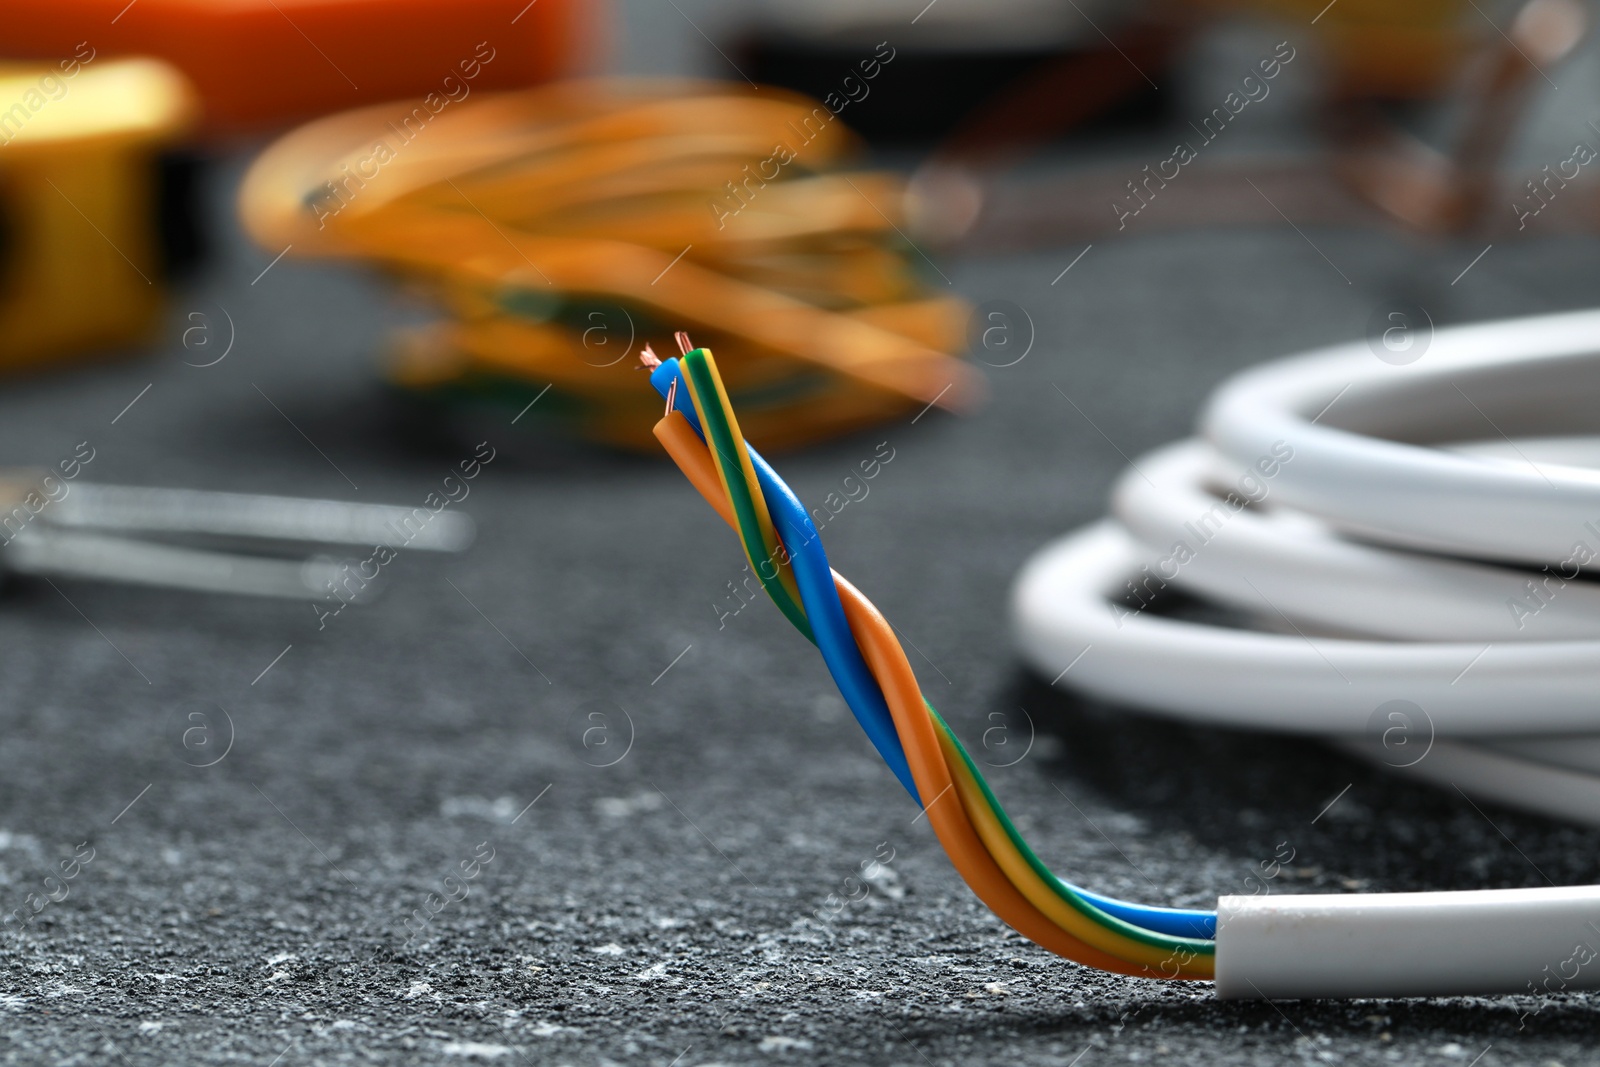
[1010,308,1600,998]
[1199,307,1600,565]
[1012,520,1600,736]
[1112,439,1600,641]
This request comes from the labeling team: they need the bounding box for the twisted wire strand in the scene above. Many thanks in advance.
[647,344,1216,979]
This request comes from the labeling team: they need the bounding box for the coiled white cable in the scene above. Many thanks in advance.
[1200,308,1600,563]
[1011,308,1600,998]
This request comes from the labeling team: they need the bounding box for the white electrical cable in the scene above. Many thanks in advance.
[1010,308,1600,999]
[1112,439,1600,641]
[1012,521,1600,735]
[1199,307,1600,564]
[1329,738,1600,831]
[1216,885,1600,999]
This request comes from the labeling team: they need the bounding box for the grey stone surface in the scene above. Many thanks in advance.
[3,148,1600,1066]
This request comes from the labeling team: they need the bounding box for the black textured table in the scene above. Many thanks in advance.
[3,151,1600,1066]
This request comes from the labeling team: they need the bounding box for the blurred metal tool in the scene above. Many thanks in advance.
[0,479,473,600]
[1332,0,1588,236]
[919,0,1589,250]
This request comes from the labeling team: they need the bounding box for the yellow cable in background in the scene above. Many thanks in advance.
[239,79,981,451]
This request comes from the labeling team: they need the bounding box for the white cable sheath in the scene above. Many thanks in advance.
[1330,739,1600,830]
[1198,307,1600,565]
[1009,308,1600,998]
[1111,439,1600,641]
[1215,885,1600,999]
[1012,522,1600,735]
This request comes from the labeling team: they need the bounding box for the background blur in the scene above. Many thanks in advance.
[3,2,1600,1064]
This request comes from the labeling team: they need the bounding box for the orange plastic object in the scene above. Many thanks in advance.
[0,0,596,134]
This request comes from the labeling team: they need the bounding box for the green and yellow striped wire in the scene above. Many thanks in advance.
[649,343,1216,979]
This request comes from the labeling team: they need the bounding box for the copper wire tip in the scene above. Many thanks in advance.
[664,376,678,416]
[639,344,661,370]
[674,331,694,356]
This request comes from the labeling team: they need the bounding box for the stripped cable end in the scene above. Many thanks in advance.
[639,344,662,370]
[664,376,678,417]
[674,331,695,356]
